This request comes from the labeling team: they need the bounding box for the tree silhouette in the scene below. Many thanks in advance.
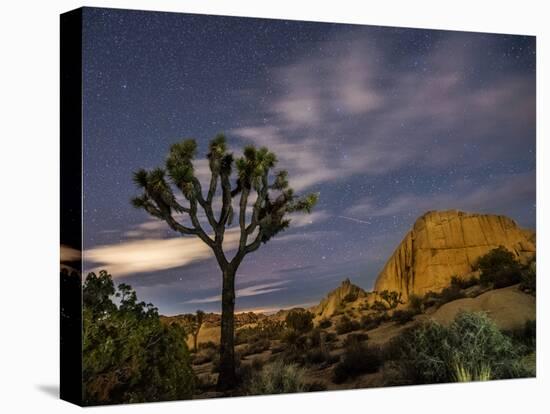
[191,310,205,352]
[131,134,318,389]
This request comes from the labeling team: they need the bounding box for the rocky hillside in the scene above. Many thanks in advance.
[312,279,368,319]
[374,210,535,299]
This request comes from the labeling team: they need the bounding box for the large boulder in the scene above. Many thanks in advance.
[374,210,535,299]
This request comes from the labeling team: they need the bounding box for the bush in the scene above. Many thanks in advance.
[476,246,523,288]
[408,294,424,314]
[343,332,369,347]
[246,360,309,395]
[332,342,382,383]
[385,311,530,384]
[391,309,416,325]
[505,319,536,351]
[343,292,358,303]
[83,271,195,404]
[235,320,286,345]
[379,290,403,309]
[335,315,360,335]
[285,309,314,334]
[450,275,479,290]
[325,332,337,342]
[520,260,536,293]
[192,348,217,365]
[318,318,332,329]
[371,300,388,312]
[305,348,338,365]
[242,338,270,356]
[360,312,388,330]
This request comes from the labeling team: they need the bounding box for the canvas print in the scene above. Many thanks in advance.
[60,7,536,406]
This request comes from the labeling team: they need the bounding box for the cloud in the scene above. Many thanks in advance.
[60,245,80,262]
[346,171,535,221]
[86,207,326,277]
[232,32,535,193]
[84,230,241,277]
[183,280,289,304]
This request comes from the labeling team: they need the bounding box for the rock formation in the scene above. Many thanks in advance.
[374,210,535,299]
[313,278,367,319]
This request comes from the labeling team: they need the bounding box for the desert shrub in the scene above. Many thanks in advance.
[343,292,358,303]
[476,246,522,288]
[343,332,369,347]
[192,348,217,365]
[83,271,195,405]
[250,356,263,371]
[453,362,492,382]
[408,294,424,314]
[421,285,466,309]
[450,275,479,290]
[235,320,286,345]
[242,338,271,356]
[385,311,529,384]
[379,290,403,309]
[325,332,337,342]
[437,285,466,305]
[371,300,388,311]
[318,318,332,329]
[304,381,327,392]
[520,260,536,294]
[285,309,314,334]
[360,312,389,330]
[391,309,416,325]
[305,348,338,365]
[335,315,361,335]
[246,360,309,395]
[332,341,382,384]
[505,319,536,351]
[307,328,323,347]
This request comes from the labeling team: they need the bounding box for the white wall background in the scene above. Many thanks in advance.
[0,0,547,412]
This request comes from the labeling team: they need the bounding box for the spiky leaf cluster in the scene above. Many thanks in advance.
[131,134,318,265]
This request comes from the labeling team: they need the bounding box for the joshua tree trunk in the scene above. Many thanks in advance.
[217,266,236,389]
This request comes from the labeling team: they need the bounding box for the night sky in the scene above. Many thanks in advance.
[81,7,536,315]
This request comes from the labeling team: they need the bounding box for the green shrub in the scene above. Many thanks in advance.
[391,309,416,325]
[246,360,309,395]
[360,312,389,330]
[450,275,479,290]
[332,342,382,384]
[325,332,337,342]
[476,246,522,288]
[520,260,536,293]
[504,319,536,351]
[335,315,360,335]
[242,338,271,356]
[285,309,314,334]
[305,348,338,365]
[385,311,530,384]
[343,332,369,347]
[343,292,358,303]
[192,348,217,365]
[235,320,286,345]
[83,271,195,404]
[408,294,424,314]
[379,290,403,309]
[318,318,332,329]
[371,300,388,311]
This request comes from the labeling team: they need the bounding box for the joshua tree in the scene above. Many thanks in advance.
[131,134,318,389]
[191,310,205,352]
